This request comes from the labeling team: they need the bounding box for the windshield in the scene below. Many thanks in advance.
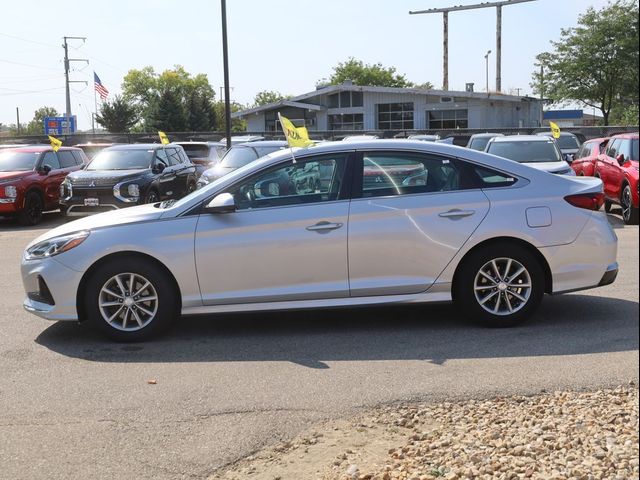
[487,140,562,163]
[469,137,492,151]
[80,146,108,160]
[631,139,639,161]
[556,135,580,149]
[87,149,153,171]
[219,146,259,168]
[0,151,39,172]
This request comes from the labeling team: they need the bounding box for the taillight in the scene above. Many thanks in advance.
[564,193,605,210]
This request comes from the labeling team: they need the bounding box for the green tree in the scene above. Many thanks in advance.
[25,106,59,135]
[122,65,216,131]
[253,90,290,107]
[321,58,415,88]
[530,0,639,125]
[212,101,247,132]
[95,95,139,133]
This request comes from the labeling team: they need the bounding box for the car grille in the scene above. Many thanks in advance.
[71,177,119,187]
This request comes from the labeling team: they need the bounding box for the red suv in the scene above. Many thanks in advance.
[594,132,639,224]
[571,137,609,177]
[0,146,87,225]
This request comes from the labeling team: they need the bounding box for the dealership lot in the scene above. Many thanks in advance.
[0,212,638,480]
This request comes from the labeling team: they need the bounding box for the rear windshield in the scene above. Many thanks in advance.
[0,151,39,172]
[468,137,492,151]
[180,144,210,159]
[556,135,580,149]
[87,149,153,170]
[487,140,562,163]
[219,146,259,168]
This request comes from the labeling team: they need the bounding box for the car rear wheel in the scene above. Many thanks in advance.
[18,191,44,226]
[454,243,544,327]
[621,184,639,225]
[84,257,178,341]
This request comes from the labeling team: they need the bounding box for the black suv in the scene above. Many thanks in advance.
[60,144,197,216]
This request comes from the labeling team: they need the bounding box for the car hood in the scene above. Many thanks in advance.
[0,171,31,182]
[203,164,237,181]
[27,203,164,247]
[522,161,571,173]
[67,168,148,184]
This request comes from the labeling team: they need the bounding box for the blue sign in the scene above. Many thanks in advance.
[43,116,76,135]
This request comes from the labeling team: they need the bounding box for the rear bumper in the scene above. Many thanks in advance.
[598,263,618,287]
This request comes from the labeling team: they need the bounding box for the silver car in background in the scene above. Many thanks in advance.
[485,135,576,175]
[22,140,617,341]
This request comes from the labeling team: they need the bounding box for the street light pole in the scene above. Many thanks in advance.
[221,0,232,150]
[485,50,492,93]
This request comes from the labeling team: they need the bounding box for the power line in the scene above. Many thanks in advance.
[0,86,65,96]
[0,58,60,71]
[0,32,60,49]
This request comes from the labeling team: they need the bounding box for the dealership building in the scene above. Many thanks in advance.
[233,82,544,133]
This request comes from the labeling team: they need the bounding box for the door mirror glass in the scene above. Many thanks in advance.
[204,192,236,214]
[616,153,625,165]
[153,162,166,174]
[39,164,52,175]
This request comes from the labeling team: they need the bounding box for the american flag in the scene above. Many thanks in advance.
[94,72,109,101]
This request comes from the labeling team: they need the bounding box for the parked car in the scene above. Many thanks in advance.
[485,135,575,175]
[594,132,639,224]
[220,135,265,145]
[466,133,504,151]
[22,140,617,341]
[75,143,117,161]
[536,131,581,162]
[196,141,287,188]
[171,141,226,177]
[571,137,609,177]
[60,144,197,216]
[0,145,87,225]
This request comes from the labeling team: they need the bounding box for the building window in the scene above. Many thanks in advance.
[327,91,363,108]
[377,103,414,130]
[329,114,364,130]
[428,109,468,129]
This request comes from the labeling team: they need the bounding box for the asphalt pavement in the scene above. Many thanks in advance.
[0,211,638,480]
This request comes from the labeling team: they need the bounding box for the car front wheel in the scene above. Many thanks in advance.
[84,257,178,341]
[455,243,544,327]
[621,184,639,225]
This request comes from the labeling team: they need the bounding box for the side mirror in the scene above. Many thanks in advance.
[616,153,625,166]
[39,164,52,175]
[203,192,235,214]
[152,163,165,174]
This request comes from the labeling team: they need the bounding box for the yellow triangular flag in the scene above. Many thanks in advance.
[549,121,561,139]
[278,113,313,148]
[48,135,62,152]
[158,131,170,145]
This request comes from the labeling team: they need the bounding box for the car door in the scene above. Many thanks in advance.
[599,139,620,199]
[194,152,353,305]
[37,151,66,207]
[153,148,177,199]
[347,150,490,296]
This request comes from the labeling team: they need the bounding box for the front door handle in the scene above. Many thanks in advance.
[306,221,343,232]
[438,209,475,219]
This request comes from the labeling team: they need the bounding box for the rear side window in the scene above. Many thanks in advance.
[71,150,86,166]
[467,164,518,188]
[58,151,77,168]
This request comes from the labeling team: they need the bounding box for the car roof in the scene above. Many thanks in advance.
[1,145,81,153]
[469,133,504,138]
[171,141,224,146]
[232,140,288,147]
[104,144,168,151]
[536,131,577,137]
[490,135,553,143]
[609,132,639,140]
[75,143,117,147]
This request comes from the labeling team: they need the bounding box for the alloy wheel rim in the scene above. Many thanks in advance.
[622,187,631,221]
[98,273,158,331]
[473,257,532,316]
[28,197,42,222]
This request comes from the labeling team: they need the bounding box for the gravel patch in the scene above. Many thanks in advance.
[212,385,638,480]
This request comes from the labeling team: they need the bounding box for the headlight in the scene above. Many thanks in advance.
[25,231,90,260]
[3,185,17,198]
[127,184,140,197]
[113,181,140,202]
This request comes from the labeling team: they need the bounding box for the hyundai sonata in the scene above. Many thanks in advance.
[22,140,618,341]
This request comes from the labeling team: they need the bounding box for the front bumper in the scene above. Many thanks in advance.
[61,188,140,216]
[22,255,83,321]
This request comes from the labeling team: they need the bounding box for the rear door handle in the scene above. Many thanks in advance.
[306,221,343,232]
[438,209,475,219]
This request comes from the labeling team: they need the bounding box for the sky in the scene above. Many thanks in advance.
[0,0,613,131]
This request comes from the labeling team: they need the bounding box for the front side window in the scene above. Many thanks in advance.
[41,151,60,170]
[229,153,348,210]
[58,151,77,168]
[606,139,620,158]
[360,152,460,198]
[377,103,414,130]
[165,148,182,166]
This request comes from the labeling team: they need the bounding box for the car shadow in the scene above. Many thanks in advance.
[0,211,68,232]
[35,294,639,369]
[606,212,626,229]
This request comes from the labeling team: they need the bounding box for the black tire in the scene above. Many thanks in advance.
[604,200,613,213]
[454,243,545,327]
[83,257,178,341]
[145,190,159,204]
[621,184,639,225]
[18,191,44,226]
[186,181,196,194]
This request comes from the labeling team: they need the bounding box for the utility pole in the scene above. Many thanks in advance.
[63,36,88,119]
[221,0,232,149]
[484,50,492,93]
[410,0,536,93]
[16,107,20,135]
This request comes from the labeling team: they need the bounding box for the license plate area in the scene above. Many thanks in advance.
[84,198,99,207]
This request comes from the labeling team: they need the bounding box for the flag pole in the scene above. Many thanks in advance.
[92,73,97,134]
[278,112,297,164]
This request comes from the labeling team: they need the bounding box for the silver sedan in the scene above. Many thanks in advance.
[21,140,618,341]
